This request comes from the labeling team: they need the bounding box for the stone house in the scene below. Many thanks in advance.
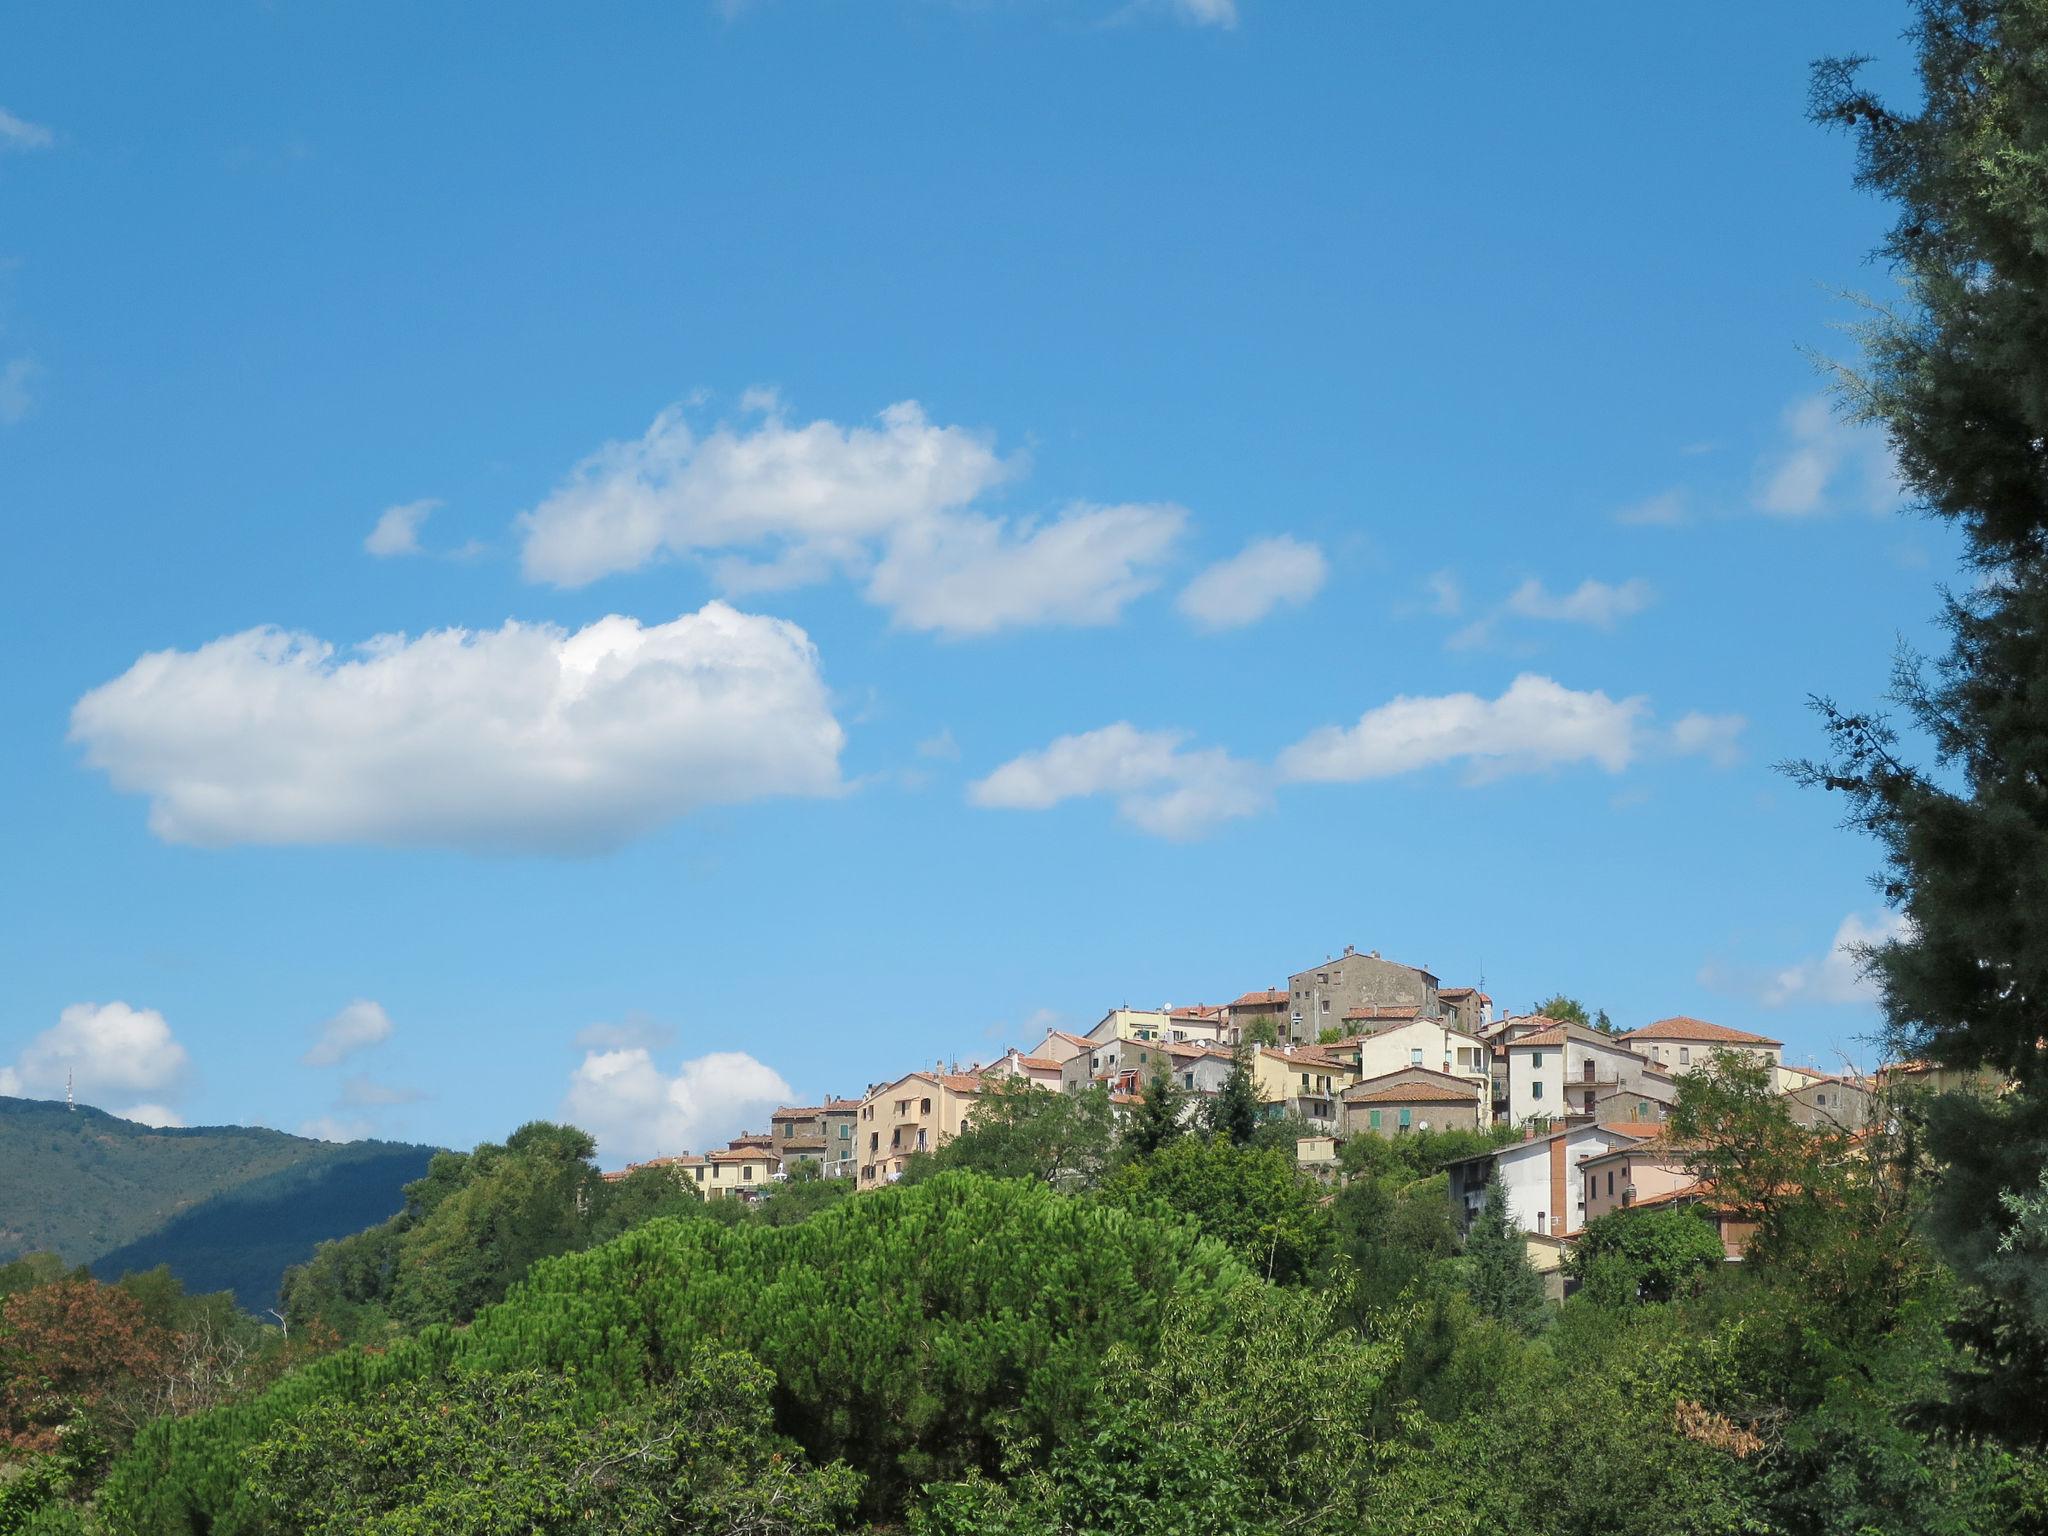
[1615,1016,1783,1075]
[1339,1067,1486,1137]
[1287,947,1442,1043]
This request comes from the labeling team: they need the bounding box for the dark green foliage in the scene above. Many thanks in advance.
[0,1098,434,1305]
[88,1144,437,1313]
[1099,1134,1331,1286]
[1121,1064,1186,1160]
[582,1164,703,1246]
[0,1257,72,1303]
[902,1078,1112,1188]
[1461,1175,1544,1333]
[243,1356,860,1535]
[1568,1208,1726,1307]
[1798,0,2048,1443]
[100,1171,1248,1530]
[1199,1045,1265,1147]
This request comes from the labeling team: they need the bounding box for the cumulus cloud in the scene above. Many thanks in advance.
[1762,911,1912,1007]
[968,722,1267,839]
[303,999,393,1067]
[1279,674,1648,785]
[0,358,38,426]
[70,602,845,854]
[364,498,439,557]
[0,1003,190,1110]
[0,107,54,153]
[514,398,1186,637]
[1505,577,1653,628]
[562,1047,794,1164]
[1176,536,1327,631]
[1754,396,1902,518]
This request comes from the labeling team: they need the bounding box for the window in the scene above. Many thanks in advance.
[1411,1047,1423,1066]
[1537,1211,1547,1234]
[921,1097,932,1114]
[1398,1108,1412,1131]
[1317,973,1328,984]
[1183,1073,1194,1089]
[1816,1092,1828,1107]
[869,1132,878,1152]
[743,1165,754,1181]
[1531,1051,1544,1068]
[1638,1101,1648,1117]
[1320,999,1330,1013]
[1607,1170,1614,1197]
[1531,1082,1544,1100]
[1300,1072,1310,1090]
[781,1123,791,1137]
[1369,1110,1382,1131]
[1679,1047,1691,1066]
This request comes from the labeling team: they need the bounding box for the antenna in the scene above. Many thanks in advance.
[66,1070,74,1113]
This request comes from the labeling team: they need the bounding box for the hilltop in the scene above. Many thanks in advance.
[0,1095,437,1310]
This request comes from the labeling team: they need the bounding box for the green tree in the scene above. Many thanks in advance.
[244,1355,860,1535]
[1531,994,1612,1033]
[1100,1135,1332,1286]
[1200,1045,1267,1147]
[903,1078,1113,1189]
[1121,1063,1186,1159]
[584,1164,703,1245]
[1241,1014,1280,1047]
[1796,0,2048,1443]
[1567,1207,1726,1307]
[755,1163,854,1226]
[1462,1175,1544,1333]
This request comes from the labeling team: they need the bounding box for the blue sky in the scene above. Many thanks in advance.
[0,1,1945,1159]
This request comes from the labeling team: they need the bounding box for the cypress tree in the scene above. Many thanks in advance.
[1202,1045,1267,1148]
[1124,1062,1187,1158]
[1463,1175,1544,1333]
[1799,1,2048,1440]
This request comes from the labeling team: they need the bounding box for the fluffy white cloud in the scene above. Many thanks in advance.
[304,999,393,1067]
[969,722,1266,839]
[1505,577,1653,628]
[1176,536,1327,631]
[1279,674,1647,784]
[867,501,1185,636]
[1668,711,1747,768]
[0,1003,190,1108]
[562,1047,794,1164]
[1754,396,1902,518]
[0,358,37,426]
[515,398,1186,636]
[0,107,53,153]
[364,499,439,557]
[70,602,845,853]
[1763,911,1911,1007]
[298,1116,374,1144]
[119,1104,187,1129]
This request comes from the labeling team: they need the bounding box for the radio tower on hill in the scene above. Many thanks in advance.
[66,1070,75,1112]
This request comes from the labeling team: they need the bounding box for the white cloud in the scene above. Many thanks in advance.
[1505,577,1653,628]
[298,1115,374,1144]
[1615,489,1689,527]
[515,398,1187,636]
[969,722,1266,839]
[917,729,961,762]
[562,1047,794,1164]
[1425,570,1462,616]
[1176,535,1326,631]
[1171,0,1238,22]
[1668,711,1747,768]
[1762,910,1911,1007]
[1279,674,1647,785]
[1754,395,1902,518]
[0,358,38,425]
[304,999,393,1067]
[867,501,1185,636]
[70,602,845,853]
[0,1002,190,1108]
[364,498,439,557]
[0,107,53,153]
[118,1104,187,1129]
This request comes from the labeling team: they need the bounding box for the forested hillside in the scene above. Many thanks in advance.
[0,1097,436,1308]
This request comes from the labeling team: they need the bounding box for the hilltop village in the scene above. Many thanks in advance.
[603,944,1931,1292]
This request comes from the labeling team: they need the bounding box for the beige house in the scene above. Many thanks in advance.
[1340,1068,1486,1137]
[1087,1006,1226,1047]
[982,1049,1066,1090]
[1059,1033,1177,1094]
[858,1070,983,1185]
[637,1144,779,1200]
[1026,1029,1096,1066]
[1327,1016,1490,1091]
[1579,1135,1694,1223]
[1251,1045,1356,1130]
[1616,1016,1782,1074]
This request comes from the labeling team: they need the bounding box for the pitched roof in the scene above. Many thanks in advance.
[1259,1045,1349,1070]
[709,1147,773,1164]
[1438,986,1479,999]
[1341,1067,1480,1099]
[1348,1081,1479,1104]
[1229,989,1288,1008]
[1341,1003,1426,1022]
[772,1106,825,1120]
[1043,1030,1096,1049]
[824,1098,863,1112]
[1619,1016,1783,1048]
[1509,1026,1569,1048]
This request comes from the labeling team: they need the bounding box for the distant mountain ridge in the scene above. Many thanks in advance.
[0,1095,438,1311]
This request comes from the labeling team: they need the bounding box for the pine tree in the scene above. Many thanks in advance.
[1463,1175,1544,1333]
[1202,1046,1267,1148]
[1123,1063,1186,1159]
[1799,1,2048,1442]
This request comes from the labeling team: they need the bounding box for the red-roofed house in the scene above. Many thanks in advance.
[857,1070,984,1186]
[982,1048,1065,1090]
[1339,1066,1487,1136]
[1504,1020,1665,1128]
[1617,1017,1783,1074]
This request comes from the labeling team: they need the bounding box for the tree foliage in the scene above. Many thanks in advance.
[902,1079,1113,1189]
[1099,1135,1331,1286]
[1461,1176,1544,1333]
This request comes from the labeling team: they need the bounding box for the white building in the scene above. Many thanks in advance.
[1502,1020,1664,1127]
[1446,1123,1655,1237]
[1616,1016,1783,1074]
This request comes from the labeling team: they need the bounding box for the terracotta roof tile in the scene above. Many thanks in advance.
[1229,990,1288,1008]
[1620,1016,1783,1048]
[1348,1082,1479,1104]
